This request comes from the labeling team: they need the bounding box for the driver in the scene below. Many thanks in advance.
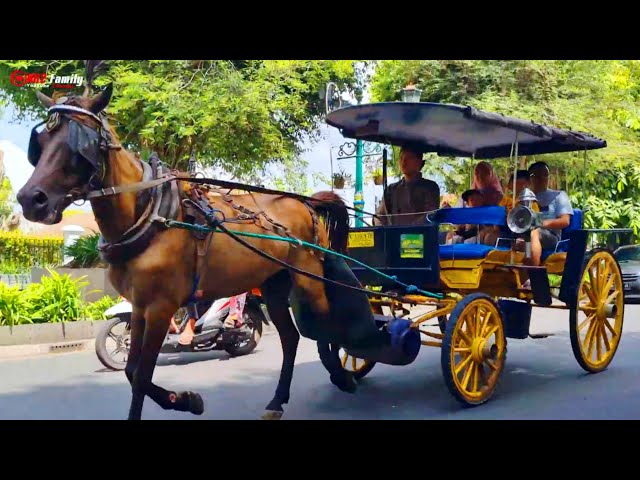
[375,145,440,226]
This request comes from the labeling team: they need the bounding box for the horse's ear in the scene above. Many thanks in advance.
[35,90,55,108]
[90,83,113,114]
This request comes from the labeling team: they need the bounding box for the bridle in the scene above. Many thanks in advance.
[27,102,124,202]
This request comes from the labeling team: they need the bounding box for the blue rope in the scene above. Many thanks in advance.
[165,220,443,300]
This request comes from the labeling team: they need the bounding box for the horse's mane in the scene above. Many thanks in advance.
[309,190,349,254]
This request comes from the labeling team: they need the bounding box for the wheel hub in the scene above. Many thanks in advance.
[471,338,497,363]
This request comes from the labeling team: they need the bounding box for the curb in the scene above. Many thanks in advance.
[0,320,108,348]
[0,324,278,361]
[0,339,95,361]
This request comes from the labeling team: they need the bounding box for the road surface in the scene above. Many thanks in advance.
[1,305,639,420]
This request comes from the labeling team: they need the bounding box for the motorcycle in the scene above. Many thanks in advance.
[95,289,269,371]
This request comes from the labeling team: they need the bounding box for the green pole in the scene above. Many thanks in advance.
[354,139,364,227]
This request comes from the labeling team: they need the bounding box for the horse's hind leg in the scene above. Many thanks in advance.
[289,256,357,394]
[127,301,204,420]
[260,270,299,420]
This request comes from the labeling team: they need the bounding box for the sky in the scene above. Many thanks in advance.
[0,89,393,222]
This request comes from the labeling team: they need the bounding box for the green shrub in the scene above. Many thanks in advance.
[64,233,102,268]
[0,232,63,273]
[84,295,118,320]
[28,268,90,323]
[0,283,35,327]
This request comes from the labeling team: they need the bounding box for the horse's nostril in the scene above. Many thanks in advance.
[33,191,48,207]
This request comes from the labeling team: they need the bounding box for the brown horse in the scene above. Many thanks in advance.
[17,84,357,420]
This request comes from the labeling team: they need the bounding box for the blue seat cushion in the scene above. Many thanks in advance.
[439,243,510,260]
[429,206,507,226]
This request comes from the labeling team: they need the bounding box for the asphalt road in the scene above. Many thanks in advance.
[1,305,640,420]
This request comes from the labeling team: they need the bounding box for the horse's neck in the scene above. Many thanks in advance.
[90,148,143,243]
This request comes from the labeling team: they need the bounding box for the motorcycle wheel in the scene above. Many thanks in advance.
[95,315,131,371]
[224,303,265,357]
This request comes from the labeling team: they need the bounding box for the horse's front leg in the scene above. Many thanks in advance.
[127,300,204,420]
[261,271,299,420]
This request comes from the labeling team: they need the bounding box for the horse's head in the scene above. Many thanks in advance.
[17,85,115,224]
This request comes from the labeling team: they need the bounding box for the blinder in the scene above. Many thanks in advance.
[27,111,108,177]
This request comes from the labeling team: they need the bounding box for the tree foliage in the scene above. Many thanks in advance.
[0,177,13,220]
[0,60,364,177]
[370,60,640,234]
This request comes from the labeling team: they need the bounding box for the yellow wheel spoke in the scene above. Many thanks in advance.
[586,320,598,359]
[601,275,614,301]
[604,290,619,306]
[341,354,348,368]
[481,311,493,337]
[604,319,617,338]
[454,347,471,353]
[588,265,597,290]
[472,363,479,393]
[595,322,602,360]
[484,325,499,340]
[583,282,598,306]
[467,311,476,338]
[458,328,472,346]
[455,354,473,375]
[485,359,497,371]
[461,360,474,390]
[579,305,596,313]
[578,314,595,332]
[601,323,611,352]
[597,260,605,293]
[474,307,482,337]
[583,318,597,350]
[478,364,487,387]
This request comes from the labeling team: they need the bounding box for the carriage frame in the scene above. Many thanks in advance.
[324,101,632,406]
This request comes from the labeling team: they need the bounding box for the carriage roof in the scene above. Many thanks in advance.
[325,102,607,159]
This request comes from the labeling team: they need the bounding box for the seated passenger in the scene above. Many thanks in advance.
[375,145,440,226]
[499,169,540,215]
[446,189,484,244]
[528,161,573,266]
[482,170,542,248]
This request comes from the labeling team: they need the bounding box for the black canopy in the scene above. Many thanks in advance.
[325,102,606,159]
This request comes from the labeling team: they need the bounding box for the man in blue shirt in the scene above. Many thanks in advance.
[528,161,573,266]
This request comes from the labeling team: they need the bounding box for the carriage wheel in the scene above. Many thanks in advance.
[441,293,507,406]
[338,347,377,380]
[570,249,624,373]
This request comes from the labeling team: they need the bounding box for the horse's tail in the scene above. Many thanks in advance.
[309,191,350,254]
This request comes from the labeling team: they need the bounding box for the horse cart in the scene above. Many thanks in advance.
[20,69,632,418]
[322,101,631,406]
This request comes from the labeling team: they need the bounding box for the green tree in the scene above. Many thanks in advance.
[0,177,14,219]
[370,60,640,235]
[0,60,365,177]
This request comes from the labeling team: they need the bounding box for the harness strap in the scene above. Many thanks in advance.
[84,175,177,200]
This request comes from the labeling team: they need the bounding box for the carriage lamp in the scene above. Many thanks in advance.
[401,84,422,103]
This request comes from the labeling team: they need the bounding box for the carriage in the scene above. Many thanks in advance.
[21,68,633,418]
[321,101,631,406]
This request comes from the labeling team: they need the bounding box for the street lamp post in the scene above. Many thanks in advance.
[401,83,422,103]
[354,89,365,227]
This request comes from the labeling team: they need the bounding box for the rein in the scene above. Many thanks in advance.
[181,197,443,300]
[28,102,441,300]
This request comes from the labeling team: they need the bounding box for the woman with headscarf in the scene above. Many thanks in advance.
[471,161,504,205]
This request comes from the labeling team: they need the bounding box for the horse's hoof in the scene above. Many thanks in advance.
[261,409,283,420]
[187,392,204,415]
[331,372,357,394]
